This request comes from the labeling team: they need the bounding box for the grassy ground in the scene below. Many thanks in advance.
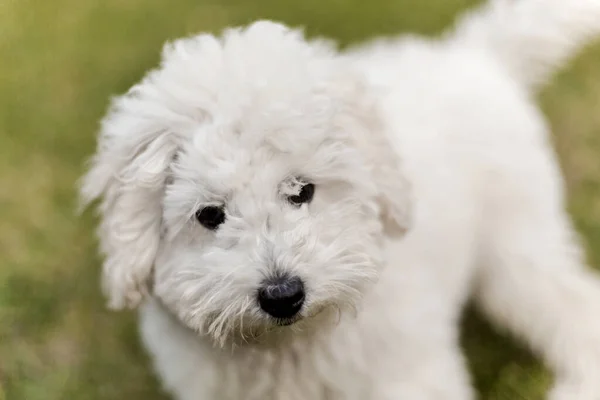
[1,0,600,398]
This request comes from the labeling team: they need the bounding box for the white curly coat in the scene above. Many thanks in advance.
[81,1,600,399]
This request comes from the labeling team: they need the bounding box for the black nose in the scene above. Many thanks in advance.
[258,276,305,319]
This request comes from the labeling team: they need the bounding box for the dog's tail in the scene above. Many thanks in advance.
[447,0,600,90]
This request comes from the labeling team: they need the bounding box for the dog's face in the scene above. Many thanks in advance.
[156,108,386,345]
[80,21,411,346]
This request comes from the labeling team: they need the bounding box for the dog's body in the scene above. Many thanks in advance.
[81,1,600,399]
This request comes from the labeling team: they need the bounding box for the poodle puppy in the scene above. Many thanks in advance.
[80,0,600,399]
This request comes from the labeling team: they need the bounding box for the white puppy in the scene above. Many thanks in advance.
[80,0,600,399]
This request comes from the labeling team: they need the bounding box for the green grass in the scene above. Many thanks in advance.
[1,0,600,398]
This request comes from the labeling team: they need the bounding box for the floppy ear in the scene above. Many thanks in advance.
[79,86,184,310]
[79,29,222,309]
[330,70,413,236]
[364,118,413,237]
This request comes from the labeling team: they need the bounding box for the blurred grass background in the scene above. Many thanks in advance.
[1,0,600,398]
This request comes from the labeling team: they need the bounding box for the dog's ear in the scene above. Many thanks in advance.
[330,70,413,236]
[79,86,184,310]
[79,31,218,310]
[369,135,413,236]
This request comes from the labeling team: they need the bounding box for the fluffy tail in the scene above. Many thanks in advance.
[448,0,600,90]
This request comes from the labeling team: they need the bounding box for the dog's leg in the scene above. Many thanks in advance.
[139,300,219,400]
[366,262,475,400]
[475,177,600,399]
[376,338,474,400]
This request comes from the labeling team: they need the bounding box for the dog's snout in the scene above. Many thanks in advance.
[258,276,305,319]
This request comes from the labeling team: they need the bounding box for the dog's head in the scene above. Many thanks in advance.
[80,21,411,346]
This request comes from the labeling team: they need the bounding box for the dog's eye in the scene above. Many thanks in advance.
[288,183,315,206]
[195,206,226,230]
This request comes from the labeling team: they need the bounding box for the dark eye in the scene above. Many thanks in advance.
[288,183,315,206]
[195,206,226,230]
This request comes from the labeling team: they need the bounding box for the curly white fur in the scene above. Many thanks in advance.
[80,0,600,399]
